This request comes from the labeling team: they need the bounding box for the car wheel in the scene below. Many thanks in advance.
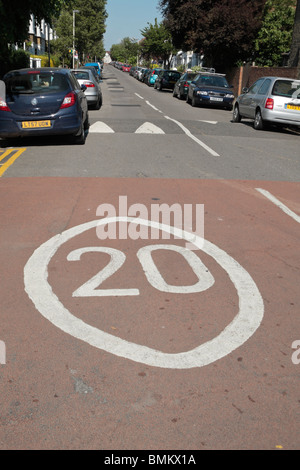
[172,88,177,97]
[186,93,190,104]
[232,104,241,122]
[191,96,197,107]
[94,95,102,110]
[84,113,90,131]
[254,109,264,130]
[74,120,86,145]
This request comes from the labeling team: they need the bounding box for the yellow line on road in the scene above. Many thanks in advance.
[0,148,26,176]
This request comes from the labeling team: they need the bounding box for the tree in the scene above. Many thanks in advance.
[0,0,64,76]
[110,38,139,64]
[0,0,63,46]
[255,0,297,66]
[51,10,73,66]
[288,0,300,69]
[140,19,175,67]
[52,0,107,64]
[159,0,266,69]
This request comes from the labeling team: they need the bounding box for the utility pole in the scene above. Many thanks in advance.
[73,9,79,68]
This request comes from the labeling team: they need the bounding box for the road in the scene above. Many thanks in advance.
[0,65,299,451]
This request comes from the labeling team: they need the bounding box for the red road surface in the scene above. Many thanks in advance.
[0,177,299,449]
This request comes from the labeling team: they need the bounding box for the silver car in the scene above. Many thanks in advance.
[71,68,102,110]
[233,76,300,130]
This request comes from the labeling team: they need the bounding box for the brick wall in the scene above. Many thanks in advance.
[226,65,299,97]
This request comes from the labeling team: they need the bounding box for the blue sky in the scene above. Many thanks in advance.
[104,0,163,51]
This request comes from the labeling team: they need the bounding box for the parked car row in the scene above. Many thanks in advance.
[112,61,300,130]
[0,66,104,145]
[126,64,235,111]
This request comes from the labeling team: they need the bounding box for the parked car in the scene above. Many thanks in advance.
[133,66,143,79]
[154,70,182,91]
[136,67,148,81]
[122,64,131,72]
[84,62,101,79]
[71,68,102,110]
[186,71,234,110]
[82,65,100,83]
[173,72,198,100]
[141,68,150,83]
[0,67,89,144]
[143,70,152,85]
[147,69,163,86]
[233,76,300,130]
[129,66,137,76]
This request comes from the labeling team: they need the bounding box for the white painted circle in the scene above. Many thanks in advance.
[24,217,264,369]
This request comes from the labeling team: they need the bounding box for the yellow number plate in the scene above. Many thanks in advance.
[286,104,300,111]
[22,121,51,128]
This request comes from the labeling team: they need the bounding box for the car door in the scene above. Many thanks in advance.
[239,78,265,118]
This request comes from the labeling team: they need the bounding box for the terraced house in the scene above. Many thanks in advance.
[25,14,56,67]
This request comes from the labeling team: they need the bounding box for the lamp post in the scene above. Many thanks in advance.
[72,9,79,68]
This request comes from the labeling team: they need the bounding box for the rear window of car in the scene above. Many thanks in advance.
[272,79,300,98]
[5,72,69,94]
[72,71,90,80]
[165,72,181,78]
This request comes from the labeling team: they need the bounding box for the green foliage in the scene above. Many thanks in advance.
[0,0,64,75]
[159,0,266,69]
[52,0,107,63]
[0,48,30,78]
[140,19,175,66]
[254,0,297,66]
[110,38,139,64]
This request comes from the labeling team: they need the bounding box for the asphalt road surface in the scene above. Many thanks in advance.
[0,65,299,451]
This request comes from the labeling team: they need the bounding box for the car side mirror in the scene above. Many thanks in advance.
[242,87,249,94]
[81,84,87,92]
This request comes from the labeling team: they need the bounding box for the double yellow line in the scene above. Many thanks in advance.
[0,148,26,176]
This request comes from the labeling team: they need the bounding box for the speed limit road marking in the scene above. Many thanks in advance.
[24,217,264,370]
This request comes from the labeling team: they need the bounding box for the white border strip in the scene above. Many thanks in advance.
[256,188,300,224]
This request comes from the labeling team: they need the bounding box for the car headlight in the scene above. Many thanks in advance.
[197,91,208,95]
[225,94,234,98]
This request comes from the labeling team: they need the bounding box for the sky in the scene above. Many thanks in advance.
[103,0,163,51]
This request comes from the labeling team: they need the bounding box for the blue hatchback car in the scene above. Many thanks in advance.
[84,62,102,79]
[147,68,163,86]
[0,68,89,144]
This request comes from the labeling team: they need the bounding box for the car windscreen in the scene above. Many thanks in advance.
[272,79,300,99]
[196,75,230,88]
[5,72,70,94]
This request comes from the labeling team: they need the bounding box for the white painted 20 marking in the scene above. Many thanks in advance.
[67,244,214,297]
[24,217,264,369]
